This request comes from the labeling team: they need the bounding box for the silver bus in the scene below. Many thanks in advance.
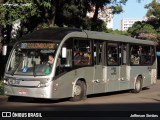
[3,28,157,101]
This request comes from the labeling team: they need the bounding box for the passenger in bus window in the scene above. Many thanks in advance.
[135,46,142,64]
[133,55,140,64]
[138,46,142,56]
[131,54,140,65]
[45,54,54,75]
[74,51,90,65]
[48,54,54,65]
[74,51,82,65]
[81,52,90,65]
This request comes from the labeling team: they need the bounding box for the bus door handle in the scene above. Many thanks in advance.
[94,80,100,83]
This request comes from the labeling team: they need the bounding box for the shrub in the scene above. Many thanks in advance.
[0,80,3,95]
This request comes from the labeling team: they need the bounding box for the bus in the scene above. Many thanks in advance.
[3,27,157,101]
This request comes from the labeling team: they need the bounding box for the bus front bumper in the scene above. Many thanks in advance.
[3,85,53,99]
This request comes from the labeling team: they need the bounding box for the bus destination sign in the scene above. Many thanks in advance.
[20,43,55,49]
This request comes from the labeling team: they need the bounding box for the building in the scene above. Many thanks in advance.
[87,6,113,29]
[98,7,113,29]
[121,18,147,31]
[156,0,160,3]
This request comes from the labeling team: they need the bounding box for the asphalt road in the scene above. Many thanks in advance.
[0,80,160,112]
[0,80,160,119]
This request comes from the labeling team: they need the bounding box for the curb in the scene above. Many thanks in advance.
[0,95,7,98]
[0,95,7,102]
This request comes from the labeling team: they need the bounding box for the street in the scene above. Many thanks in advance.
[0,80,160,112]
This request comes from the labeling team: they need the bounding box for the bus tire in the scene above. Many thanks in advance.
[131,77,142,93]
[7,96,17,102]
[70,80,86,101]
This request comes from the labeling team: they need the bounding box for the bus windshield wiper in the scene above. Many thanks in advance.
[32,60,36,77]
[11,59,23,76]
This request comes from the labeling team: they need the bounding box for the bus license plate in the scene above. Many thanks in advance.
[19,90,27,95]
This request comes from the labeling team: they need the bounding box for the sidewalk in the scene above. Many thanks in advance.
[0,95,7,98]
[0,95,7,100]
[0,95,7,103]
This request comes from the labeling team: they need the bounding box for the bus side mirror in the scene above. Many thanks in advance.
[2,45,7,56]
[62,47,67,58]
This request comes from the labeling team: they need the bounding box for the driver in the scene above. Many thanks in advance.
[48,54,54,65]
[45,54,54,75]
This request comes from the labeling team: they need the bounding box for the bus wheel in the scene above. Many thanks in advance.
[131,77,142,93]
[7,96,17,102]
[70,80,86,101]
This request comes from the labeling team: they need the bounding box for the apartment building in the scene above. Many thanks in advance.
[121,18,147,31]
[156,0,160,3]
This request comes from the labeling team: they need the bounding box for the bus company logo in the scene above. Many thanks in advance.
[2,112,11,117]
[1,112,42,118]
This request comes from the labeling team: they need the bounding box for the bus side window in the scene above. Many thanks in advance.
[63,49,72,67]
[141,46,153,65]
[73,39,91,66]
[130,45,141,65]
[107,43,119,65]
[60,39,73,67]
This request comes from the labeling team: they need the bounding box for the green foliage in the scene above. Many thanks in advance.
[112,4,123,14]
[91,19,107,31]
[55,0,87,28]
[127,21,156,36]
[140,24,157,33]
[145,0,160,19]
[41,0,52,8]
[110,0,128,14]
[0,81,3,95]
[0,0,129,45]
[107,28,130,35]
[0,0,39,28]
[144,0,160,34]
[127,0,160,42]
[127,21,158,41]
[0,0,56,44]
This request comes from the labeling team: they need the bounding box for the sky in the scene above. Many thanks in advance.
[113,0,152,30]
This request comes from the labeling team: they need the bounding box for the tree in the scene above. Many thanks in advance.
[88,0,128,30]
[90,0,127,21]
[0,0,57,43]
[127,21,158,41]
[145,0,160,33]
[0,0,4,53]
[127,0,160,42]
[55,0,89,28]
[145,0,160,19]
[107,28,129,35]
[0,0,131,43]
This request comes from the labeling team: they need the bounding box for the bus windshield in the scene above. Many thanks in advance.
[6,41,58,76]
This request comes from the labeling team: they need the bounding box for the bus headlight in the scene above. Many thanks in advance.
[8,79,14,85]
